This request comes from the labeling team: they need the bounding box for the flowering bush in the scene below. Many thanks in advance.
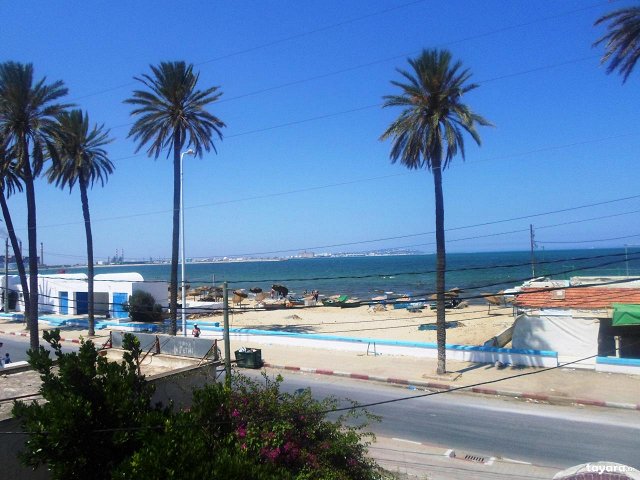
[188,373,387,480]
[14,330,389,479]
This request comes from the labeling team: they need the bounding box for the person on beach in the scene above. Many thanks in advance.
[4,352,10,364]
[313,290,319,302]
[192,324,201,338]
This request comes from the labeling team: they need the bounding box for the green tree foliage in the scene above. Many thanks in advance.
[0,62,69,348]
[594,6,640,83]
[380,49,491,374]
[12,330,157,479]
[13,331,387,479]
[123,290,164,323]
[125,61,225,336]
[47,109,114,336]
[0,136,30,315]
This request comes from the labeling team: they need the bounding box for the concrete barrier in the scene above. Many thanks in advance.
[596,356,640,375]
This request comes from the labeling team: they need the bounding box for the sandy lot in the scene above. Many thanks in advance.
[196,301,516,346]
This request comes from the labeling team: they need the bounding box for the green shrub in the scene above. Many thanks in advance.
[13,330,159,480]
[123,290,163,322]
[13,330,388,480]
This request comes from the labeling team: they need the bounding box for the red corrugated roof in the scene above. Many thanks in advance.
[515,287,640,309]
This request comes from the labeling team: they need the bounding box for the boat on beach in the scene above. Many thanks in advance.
[322,295,362,308]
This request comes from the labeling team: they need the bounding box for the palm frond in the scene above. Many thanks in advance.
[594,6,640,82]
[380,48,491,173]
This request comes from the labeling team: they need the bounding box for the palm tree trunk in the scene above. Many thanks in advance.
[22,139,39,350]
[169,131,182,335]
[432,165,447,375]
[0,190,30,317]
[80,179,95,336]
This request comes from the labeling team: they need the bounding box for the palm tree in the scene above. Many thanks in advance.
[47,110,114,337]
[594,5,640,82]
[380,49,491,374]
[0,62,69,349]
[0,136,30,316]
[125,61,225,335]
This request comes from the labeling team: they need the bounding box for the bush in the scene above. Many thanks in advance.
[13,330,388,480]
[123,290,163,323]
[13,330,159,480]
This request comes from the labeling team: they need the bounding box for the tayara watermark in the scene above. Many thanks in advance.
[554,462,639,479]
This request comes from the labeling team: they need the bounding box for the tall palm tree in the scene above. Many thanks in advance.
[0,136,30,316]
[594,5,640,83]
[0,62,69,349]
[47,109,114,337]
[380,49,491,374]
[125,61,225,335]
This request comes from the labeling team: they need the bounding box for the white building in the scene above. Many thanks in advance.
[8,272,167,319]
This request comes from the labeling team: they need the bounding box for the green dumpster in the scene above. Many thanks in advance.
[235,348,263,368]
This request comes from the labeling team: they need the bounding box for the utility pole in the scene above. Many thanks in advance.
[530,224,536,278]
[223,281,232,387]
[40,242,43,267]
[625,245,629,276]
[4,238,9,312]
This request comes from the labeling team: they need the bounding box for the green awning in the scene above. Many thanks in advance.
[612,303,640,326]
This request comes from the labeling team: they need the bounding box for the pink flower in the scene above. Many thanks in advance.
[231,408,240,418]
[236,426,246,438]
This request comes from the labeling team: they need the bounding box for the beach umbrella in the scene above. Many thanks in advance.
[233,289,248,298]
[250,287,263,294]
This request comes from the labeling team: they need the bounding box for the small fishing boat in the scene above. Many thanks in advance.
[322,295,361,308]
[393,296,427,310]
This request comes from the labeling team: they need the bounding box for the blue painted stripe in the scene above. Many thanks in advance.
[207,325,557,357]
[597,356,640,366]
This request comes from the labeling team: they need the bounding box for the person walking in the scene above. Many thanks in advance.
[192,324,201,338]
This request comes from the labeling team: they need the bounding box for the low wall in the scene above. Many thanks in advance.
[111,331,218,359]
[596,356,640,375]
[148,362,220,410]
[200,326,558,368]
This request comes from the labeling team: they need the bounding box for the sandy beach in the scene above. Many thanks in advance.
[196,301,515,346]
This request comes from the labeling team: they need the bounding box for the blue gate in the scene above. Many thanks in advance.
[112,292,129,319]
[59,291,68,314]
[76,292,88,315]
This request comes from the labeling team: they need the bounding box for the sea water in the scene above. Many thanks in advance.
[42,248,640,299]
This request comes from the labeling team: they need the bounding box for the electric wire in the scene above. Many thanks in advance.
[28,250,640,285]
[0,338,635,434]
[40,189,640,261]
[6,252,640,318]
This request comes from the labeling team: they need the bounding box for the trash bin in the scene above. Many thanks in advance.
[235,348,262,368]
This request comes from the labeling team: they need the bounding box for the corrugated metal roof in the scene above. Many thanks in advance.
[515,287,640,309]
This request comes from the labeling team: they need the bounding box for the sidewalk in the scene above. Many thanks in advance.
[2,318,640,410]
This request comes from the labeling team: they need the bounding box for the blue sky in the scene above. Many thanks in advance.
[3,0,640,264]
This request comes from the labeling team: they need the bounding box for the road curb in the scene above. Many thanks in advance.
[262,362,640,412]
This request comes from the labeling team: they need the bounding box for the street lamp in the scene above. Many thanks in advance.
[180,149,195,336]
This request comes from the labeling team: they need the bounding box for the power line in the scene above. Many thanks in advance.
[7,253,640,315]
[67,0,608,105]
[33,250,639,285]
[538,233,640,245]
[1,338,635,434]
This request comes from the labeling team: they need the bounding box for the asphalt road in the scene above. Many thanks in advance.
[242,369,640,470]
[2,338,638,471]
[0,335,79,364]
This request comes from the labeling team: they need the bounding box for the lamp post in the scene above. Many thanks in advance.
[180,149,195,336]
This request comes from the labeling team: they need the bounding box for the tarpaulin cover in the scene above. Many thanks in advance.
[512,314,599,357]
[612,303,640,326]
